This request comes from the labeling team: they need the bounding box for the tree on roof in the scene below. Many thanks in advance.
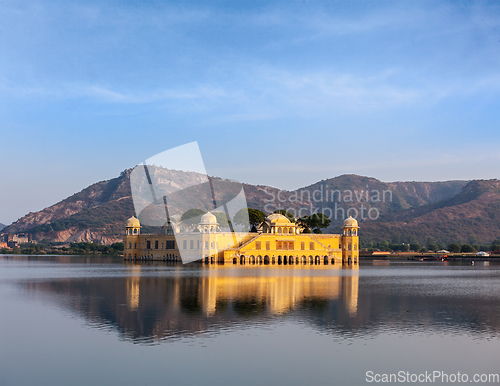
[180,209,206,226]
[212,212,231,228]
[234,208,265,228]
[298,213,331,234]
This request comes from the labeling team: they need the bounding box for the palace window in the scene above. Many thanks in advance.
[348,243,351,250]
[266,241,270,250]
[301,242,305,250]
[134,243,137,248]
[354,244,357,250]
[155,240,158,249]
[276,241,294,250]
[146,241,151,249]
[128,243,131,249]
[255,241,261,250]
[310,242,315,250]
[190,240,194,249]
[205,241,209,249]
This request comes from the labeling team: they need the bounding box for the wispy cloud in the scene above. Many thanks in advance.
[2,65,500,121]
[81,84,231,104]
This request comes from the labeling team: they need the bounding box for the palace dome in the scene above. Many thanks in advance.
[126,216,140,228]
[266,213,292,224]
[343,216,358,228]
[200,211,217,225]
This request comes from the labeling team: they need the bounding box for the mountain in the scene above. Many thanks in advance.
[4,168,498,245]
[0,223,5,232]
[2,170,136,244]
[361,179,500,245]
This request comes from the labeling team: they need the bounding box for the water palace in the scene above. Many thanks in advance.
[124,213,359,265]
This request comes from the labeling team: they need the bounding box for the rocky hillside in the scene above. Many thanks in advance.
[361,179,500,244]
[4,168,498,245]
[2,170,135,244]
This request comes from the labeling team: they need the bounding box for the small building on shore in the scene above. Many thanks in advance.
[124,213,359,265]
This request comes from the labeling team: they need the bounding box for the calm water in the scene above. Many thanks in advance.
[1,256,500,386]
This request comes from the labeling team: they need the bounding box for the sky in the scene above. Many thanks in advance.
[1,0,500,224]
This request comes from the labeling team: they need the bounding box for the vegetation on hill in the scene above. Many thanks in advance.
[360,180,500,245]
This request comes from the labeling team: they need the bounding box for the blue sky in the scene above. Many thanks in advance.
[1,0,500,224]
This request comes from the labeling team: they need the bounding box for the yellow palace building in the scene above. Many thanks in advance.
[124,213,359,265]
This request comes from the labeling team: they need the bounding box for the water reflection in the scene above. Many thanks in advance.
[18,261,500,344]
[21,264,360,343]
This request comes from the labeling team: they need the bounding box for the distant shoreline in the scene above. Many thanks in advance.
[360,254,499,261]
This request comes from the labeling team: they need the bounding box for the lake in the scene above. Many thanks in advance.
[1,256,499,385]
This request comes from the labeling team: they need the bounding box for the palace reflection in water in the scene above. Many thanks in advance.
[22,264,360,343]
[4,256,500,386]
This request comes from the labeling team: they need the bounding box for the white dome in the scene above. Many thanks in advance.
[266,213,292,224]
[200,211,217,225]
[343,216,358,228]
[126,216,140,227]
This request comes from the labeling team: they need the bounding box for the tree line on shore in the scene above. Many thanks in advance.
[0,242,124,255]
[361,239,500,254]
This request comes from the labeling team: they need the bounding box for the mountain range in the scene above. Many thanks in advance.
[2,168,499,246]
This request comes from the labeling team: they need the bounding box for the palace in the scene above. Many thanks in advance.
[124,213,359,265]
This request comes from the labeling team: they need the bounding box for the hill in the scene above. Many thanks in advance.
[4,168,498,246]
[2,170,135,244]
[0,223,5,232]
[361,179,500,245]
